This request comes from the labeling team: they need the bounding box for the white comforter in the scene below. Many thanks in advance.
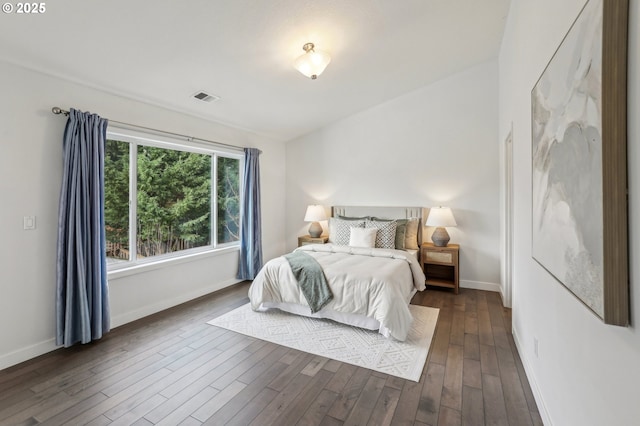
[248,244,426,341]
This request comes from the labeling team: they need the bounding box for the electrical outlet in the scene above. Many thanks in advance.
[533,337,539,358]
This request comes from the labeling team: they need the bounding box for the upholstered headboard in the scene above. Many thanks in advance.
[331,206,425,245]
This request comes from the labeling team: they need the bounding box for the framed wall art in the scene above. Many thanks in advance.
[531,0,629,325]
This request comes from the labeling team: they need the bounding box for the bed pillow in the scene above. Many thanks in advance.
[338,215,370,221]
[371,217,408,250]
[365,220,397,249]
[349,227,377,248]
[329,217,365,245]
[394,219,408,249]
[404,218,420,250]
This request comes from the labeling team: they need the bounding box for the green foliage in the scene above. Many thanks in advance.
[104,140,130,259]
[136,145,211,257]
[104,139,241,261]
[217,156,240,243]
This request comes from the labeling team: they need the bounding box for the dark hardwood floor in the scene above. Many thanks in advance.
[0,282,542,426]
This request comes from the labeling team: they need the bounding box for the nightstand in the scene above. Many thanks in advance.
[297,235,329,247]
[421,242,459,294]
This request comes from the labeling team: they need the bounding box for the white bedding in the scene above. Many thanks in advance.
[248,243,426,341]
[405,248,419,260]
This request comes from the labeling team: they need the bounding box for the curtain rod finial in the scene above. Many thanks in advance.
[52,107,69,116]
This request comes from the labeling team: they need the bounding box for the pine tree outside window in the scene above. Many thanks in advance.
[104,128,242,268]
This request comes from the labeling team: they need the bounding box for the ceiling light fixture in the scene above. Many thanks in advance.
[294,42,331,80]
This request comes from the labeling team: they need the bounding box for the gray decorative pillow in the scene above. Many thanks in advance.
[394,219,408,249]
[365,220,398,249]
[329,218,365,245]
[338,215,370,221]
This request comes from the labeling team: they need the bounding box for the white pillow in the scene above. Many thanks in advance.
[349,227,377,248]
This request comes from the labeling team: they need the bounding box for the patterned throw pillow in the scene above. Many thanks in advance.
[371,216,407,249]
[329,218,365,245]
[365,220,398,249]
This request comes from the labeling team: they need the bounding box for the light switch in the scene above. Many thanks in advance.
[23,216,36,230]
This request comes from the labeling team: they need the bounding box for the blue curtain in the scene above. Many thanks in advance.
[56,108,110,347]
[237,148,263,280]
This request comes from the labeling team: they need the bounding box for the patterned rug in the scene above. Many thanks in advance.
[207,304,439,382]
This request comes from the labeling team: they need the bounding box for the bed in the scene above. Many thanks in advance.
[248,206,427,341]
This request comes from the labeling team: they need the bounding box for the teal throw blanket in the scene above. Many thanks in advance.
[284,251,333,313]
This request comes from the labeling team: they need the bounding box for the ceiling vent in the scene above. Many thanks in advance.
[192,91,220,103]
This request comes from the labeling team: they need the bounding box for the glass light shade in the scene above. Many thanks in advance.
[304,205,327,222]
[426,207,457,227]
[294,44,331,79]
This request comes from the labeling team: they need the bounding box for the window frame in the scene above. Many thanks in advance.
[105,126,244,273]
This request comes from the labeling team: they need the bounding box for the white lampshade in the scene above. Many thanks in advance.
[294,43,331,79]
[426,207,457,227]
[304,205,327,222]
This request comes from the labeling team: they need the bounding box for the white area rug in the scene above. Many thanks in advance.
[207,304,439,382]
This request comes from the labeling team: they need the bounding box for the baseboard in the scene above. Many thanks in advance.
[111,278,242,328]
[460,279,502,293]
[0,278,242,371]
[0,337,57,371]
[512,328,552,425]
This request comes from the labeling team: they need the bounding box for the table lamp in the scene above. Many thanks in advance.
[304,205,327,238]
[426,206,457,247]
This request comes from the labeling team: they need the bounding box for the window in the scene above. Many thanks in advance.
[104,129,242,268]
[217,156,240,244]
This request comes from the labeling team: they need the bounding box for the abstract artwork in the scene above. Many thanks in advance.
[531,0,629,325]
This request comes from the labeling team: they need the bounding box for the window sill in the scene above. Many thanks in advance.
[107,245,240,280]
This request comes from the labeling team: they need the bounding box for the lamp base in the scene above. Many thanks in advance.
[308,221,323,238]
[431,227,450,247]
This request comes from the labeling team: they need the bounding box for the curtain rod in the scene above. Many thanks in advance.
[51,106,243,152]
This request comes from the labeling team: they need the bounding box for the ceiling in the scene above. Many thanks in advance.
[0,0,510,142]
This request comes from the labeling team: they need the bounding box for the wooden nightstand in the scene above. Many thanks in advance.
[421,242,459,294]
[297,235,329,247]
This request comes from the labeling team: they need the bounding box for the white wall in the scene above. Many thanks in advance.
[499,0,640,424]
[0,61,286,369]
[286,61,501,292]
